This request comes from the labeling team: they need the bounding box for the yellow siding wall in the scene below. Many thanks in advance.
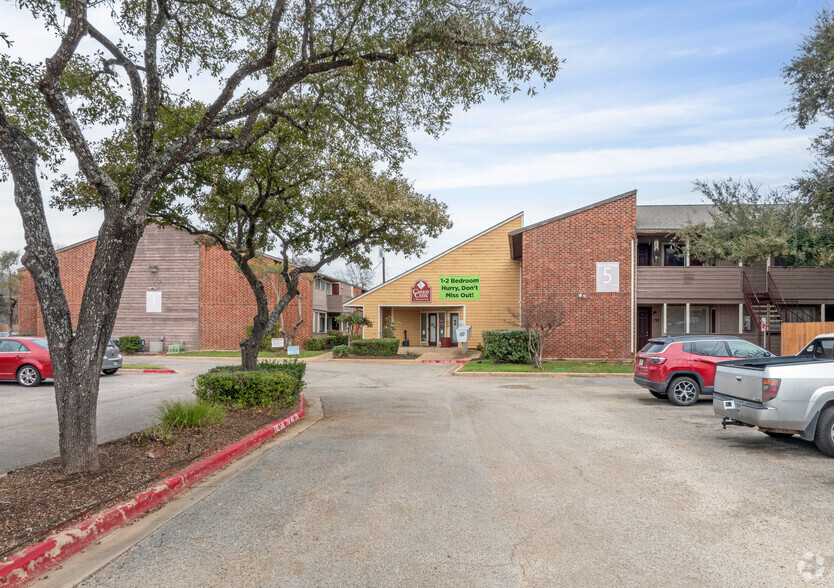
[349,215,523,346]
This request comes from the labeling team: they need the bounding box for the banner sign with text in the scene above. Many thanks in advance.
[439,275,480,300]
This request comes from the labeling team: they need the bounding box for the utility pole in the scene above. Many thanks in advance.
[379,248,386,283]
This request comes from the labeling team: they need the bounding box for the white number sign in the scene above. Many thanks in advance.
[595,262,619,293]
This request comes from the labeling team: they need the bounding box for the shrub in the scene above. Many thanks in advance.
[156,398,225,429]
[482,329,536,363]
[326,329,342,337]
[194,369,302,409]
[332,344,349,357]
[349,338,399,356]
[118,335,143,354]
[206,359,306,382]
[304,337,328,351]
[246,323,282,352]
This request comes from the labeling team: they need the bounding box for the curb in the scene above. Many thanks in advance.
[0,395,306,588]
[450,365,633,377]
[421,359,470,364]
[142,369,176,374]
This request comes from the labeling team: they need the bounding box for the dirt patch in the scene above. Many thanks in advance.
[0,401,300,559]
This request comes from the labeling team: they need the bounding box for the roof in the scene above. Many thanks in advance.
[636,204,716,232]
[346,212,524,305]
[508,190,637,260]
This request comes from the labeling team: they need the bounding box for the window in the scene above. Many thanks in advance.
[314,278,326,290]
[688,306,709,334]
[800,339,834,359]
[726,341,770,358]
[0,340,26,353]
[420,313,427,342]
[314,312,327,333]
[688,340,730,357]
[640,341,667,353]
[665,306,686,333]
[663,244,684,267]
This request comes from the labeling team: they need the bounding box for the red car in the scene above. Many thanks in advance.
[634,335,772,406]
[0,337,53,387]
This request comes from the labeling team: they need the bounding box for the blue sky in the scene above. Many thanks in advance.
[0,0,827,282]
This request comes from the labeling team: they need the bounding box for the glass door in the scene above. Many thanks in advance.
[450,312,460,344]
[428,313,438,346]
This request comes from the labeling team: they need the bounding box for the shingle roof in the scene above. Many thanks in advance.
[636,204,716,231]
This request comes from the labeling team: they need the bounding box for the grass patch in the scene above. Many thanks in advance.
[459,359,633,373]
[156,398,226,429]
[169,350,326,358]
[122,363,167,370]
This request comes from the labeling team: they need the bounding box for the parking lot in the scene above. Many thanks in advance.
[48,362,834,587]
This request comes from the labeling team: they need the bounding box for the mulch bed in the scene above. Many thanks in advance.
[0,401,300,560]
[335,353,422,360]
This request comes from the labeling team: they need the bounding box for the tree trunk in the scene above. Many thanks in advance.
[286,293,304,347]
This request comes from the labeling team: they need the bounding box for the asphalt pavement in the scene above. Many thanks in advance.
[38,362,834,587]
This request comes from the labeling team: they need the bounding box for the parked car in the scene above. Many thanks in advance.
[0,336,123,386]
[634,335,773,406]
[713,336,834,456]
[0,336,53,386]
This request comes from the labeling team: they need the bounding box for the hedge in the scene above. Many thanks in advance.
[482,329,536,363]
[349,338,399,356]
[206,359,306,382]
[196,360,305,408]
[304,332,349,351]
[332,344,349,357]
[118,335,142,354]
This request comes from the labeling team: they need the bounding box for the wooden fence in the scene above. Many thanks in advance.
[781,322,834,355]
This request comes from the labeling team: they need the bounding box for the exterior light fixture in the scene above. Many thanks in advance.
[149,265,158,273]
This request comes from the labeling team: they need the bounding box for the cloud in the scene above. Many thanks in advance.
[409,136,811,190]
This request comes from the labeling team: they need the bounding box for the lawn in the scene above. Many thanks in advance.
[459,359,633,373]
[168,349,327,359]
[121,363,167,370]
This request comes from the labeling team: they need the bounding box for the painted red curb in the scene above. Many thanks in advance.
[143,369,176,374]
[0,395,306,588]
[421,359,470,364]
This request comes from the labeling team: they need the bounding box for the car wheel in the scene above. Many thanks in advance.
[649,391,667,399]
[764,431,794,439]
[16,365,42,387]
[667,376,700,406]
[102,368,118,375]
[814,406,834,457]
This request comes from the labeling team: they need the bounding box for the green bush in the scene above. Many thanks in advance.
[206,359,306,382]
[246,323,282,352]
[156,398,225,429]
[349,338,399,356]
[482,329,536,363]
[304,337,327,351]
[332,344,349,357]
[304,333,348,351]
[194,368,302,409]
[118,335,143,354]
[326,329,342,337]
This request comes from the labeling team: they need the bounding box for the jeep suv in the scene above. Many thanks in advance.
[634,335,772,406]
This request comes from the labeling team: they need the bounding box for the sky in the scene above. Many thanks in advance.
[0,0,827,284]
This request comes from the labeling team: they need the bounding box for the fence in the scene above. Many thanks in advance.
[781,322,834,355]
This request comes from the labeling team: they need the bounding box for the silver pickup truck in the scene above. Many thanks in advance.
[713,335,834,456]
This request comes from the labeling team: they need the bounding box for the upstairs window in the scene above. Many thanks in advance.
[663,244,684,267]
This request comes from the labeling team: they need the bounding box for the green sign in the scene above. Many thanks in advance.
[439,275,480,300]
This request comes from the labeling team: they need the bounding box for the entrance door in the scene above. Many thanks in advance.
[637,243,651,266]
[450,313,460,344]
[637,306,652,351]
[428,313,438,346]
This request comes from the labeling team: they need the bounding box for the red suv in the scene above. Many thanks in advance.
[634,335,772,406]
[0,337,53,387]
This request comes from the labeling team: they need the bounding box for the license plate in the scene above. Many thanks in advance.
[638,358,644,366]
[723,399,737,411]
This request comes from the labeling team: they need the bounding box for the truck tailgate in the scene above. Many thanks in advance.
[713,365,762,402]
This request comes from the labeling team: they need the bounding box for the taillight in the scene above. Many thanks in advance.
[762,379,781,402]
[648,357,666,365]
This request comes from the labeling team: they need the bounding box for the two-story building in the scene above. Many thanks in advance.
[348,191,834,357]
[17,226,362,351]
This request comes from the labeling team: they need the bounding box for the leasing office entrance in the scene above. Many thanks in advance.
[420,308,463,346]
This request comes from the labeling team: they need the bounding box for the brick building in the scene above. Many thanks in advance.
[18,226,360,351]
[348,190,834,358]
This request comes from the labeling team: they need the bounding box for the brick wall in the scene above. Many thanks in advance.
[199,246,314,350]
[521,193,636,359]
[17,238,97,336]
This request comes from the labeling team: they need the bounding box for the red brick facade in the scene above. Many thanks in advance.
[520,192,637,359]
[18,232,315,350]
[199,246,313,349]
[18,238,97,337]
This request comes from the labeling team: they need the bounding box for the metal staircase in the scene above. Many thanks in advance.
[742,272,816,347]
